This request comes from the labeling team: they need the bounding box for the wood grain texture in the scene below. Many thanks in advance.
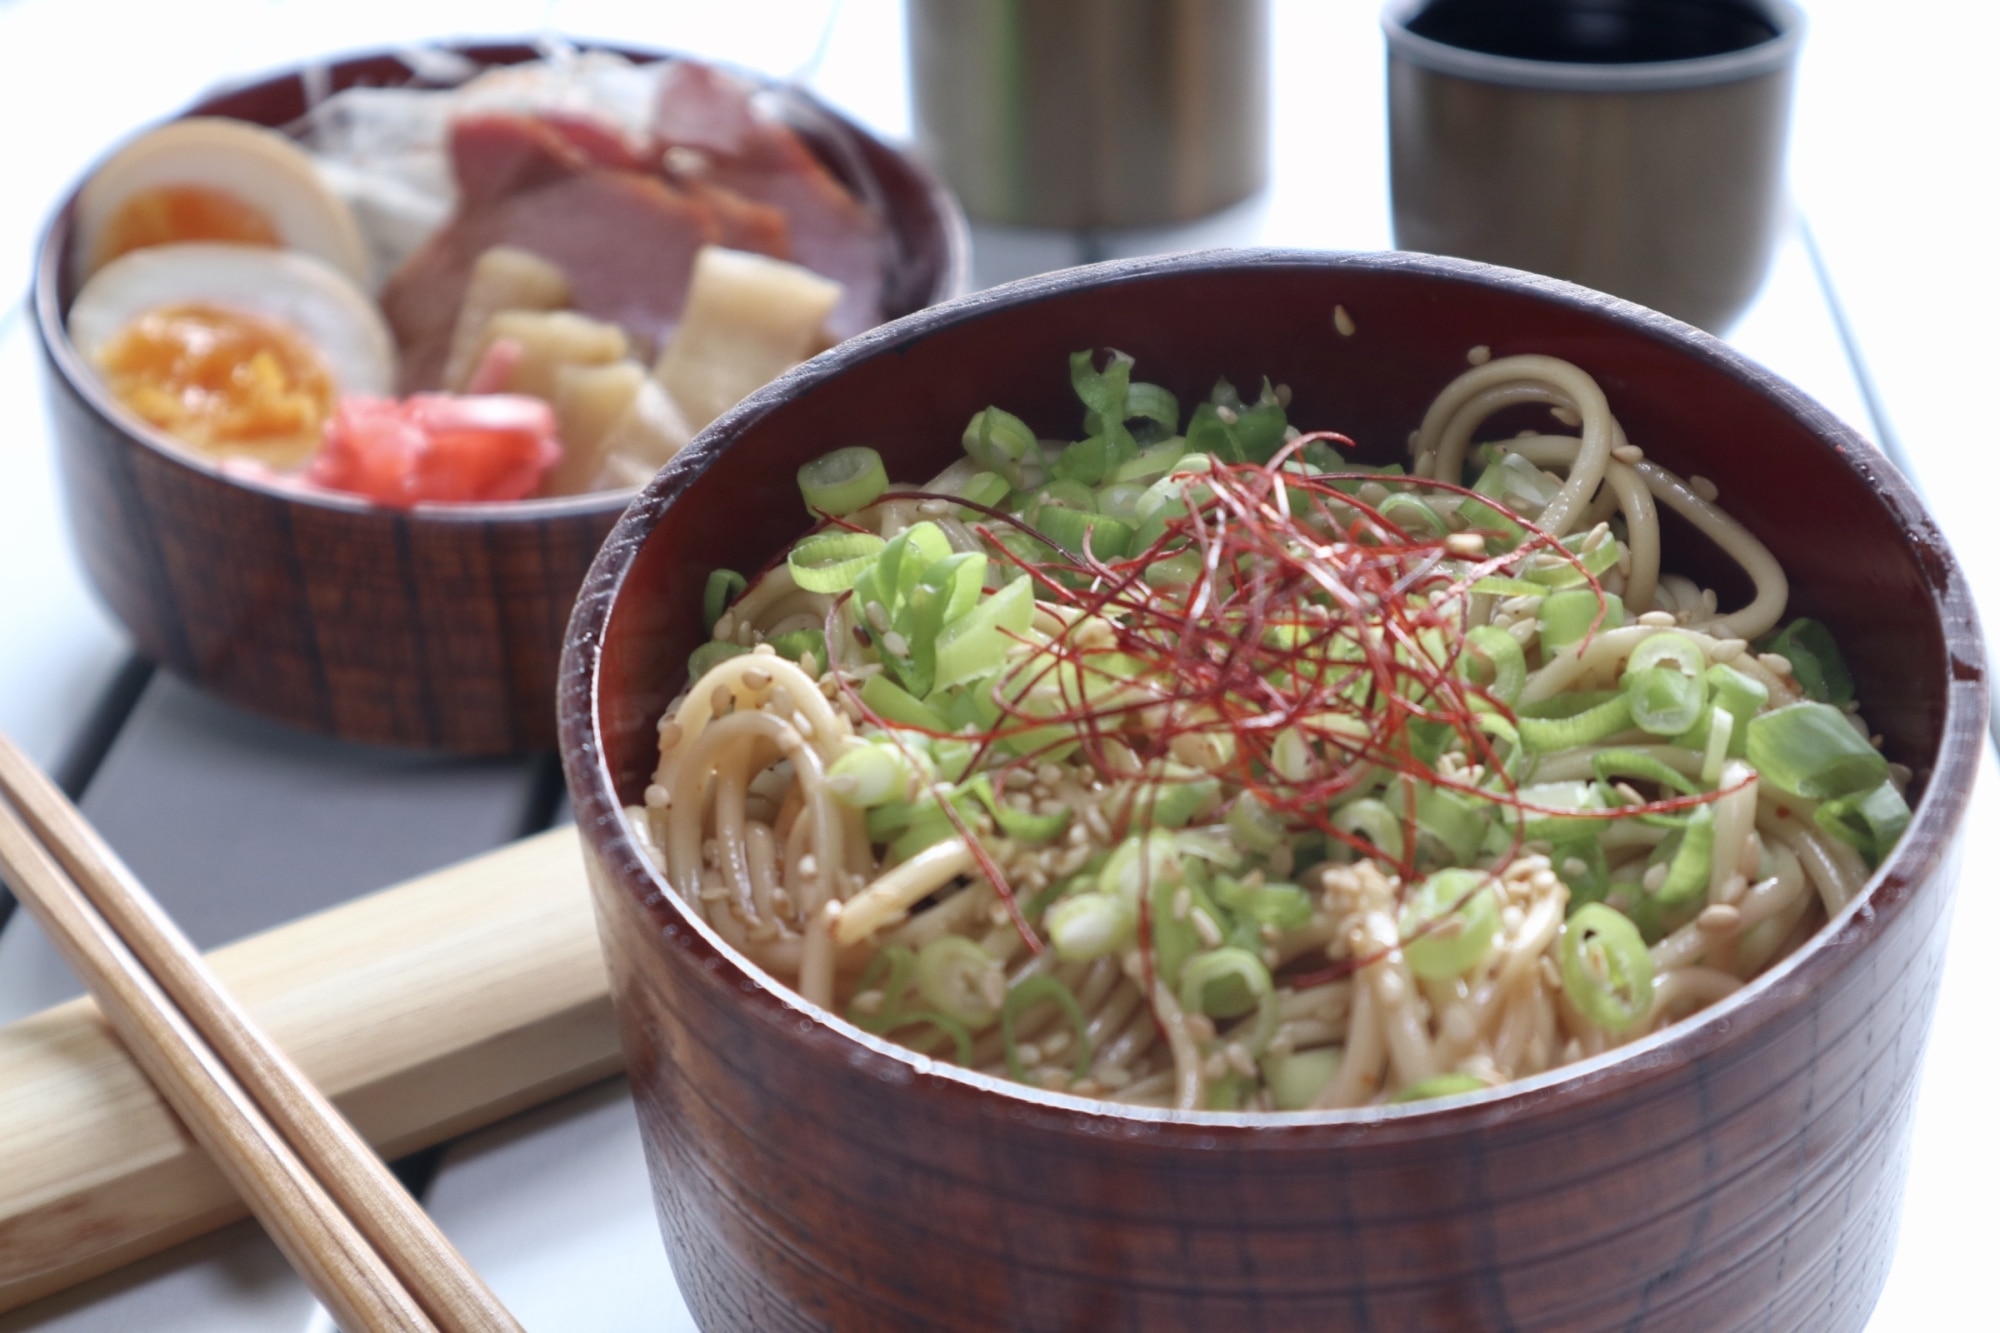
[560,252,1988,1331]
[30,42,969,755]
[0,826,619,1313]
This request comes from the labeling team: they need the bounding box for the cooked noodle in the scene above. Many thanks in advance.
[629,353,1907,1112]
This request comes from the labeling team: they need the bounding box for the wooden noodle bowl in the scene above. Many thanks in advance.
[560,250,1987,1330]
[32,42,967,753]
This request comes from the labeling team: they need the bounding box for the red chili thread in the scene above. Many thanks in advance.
[815,453,1732,961]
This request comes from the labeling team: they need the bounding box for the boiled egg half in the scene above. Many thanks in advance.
[69,243,396,467]
[72,116,371,287]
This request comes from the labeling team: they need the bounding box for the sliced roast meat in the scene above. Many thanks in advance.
[652,63,887,339]
[450,114,595,207]
[382,169,790,390]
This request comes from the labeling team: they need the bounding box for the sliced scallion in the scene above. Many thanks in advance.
[1814,779,1912,866]
[1745,701,1888,799]
[913,936,1005,1028]
[1399,868,1501,979]
[797,446,889,516]
[703,569,746,631]
[788,530,887,593]
[1559,903,1654,1033]
[1002,974,1092,1081]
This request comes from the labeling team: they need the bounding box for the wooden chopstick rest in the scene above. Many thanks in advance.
[0,823,620,1314]
[0,739,522,1333]
[0,790,441,1331]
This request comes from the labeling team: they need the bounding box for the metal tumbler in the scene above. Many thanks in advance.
[907,0,1270,230]
[1384,0,1804,332]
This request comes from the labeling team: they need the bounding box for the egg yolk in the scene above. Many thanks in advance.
[93,303,334,467]
[90,185,281,273]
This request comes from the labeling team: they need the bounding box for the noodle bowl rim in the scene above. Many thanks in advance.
[559,246,1986,1132]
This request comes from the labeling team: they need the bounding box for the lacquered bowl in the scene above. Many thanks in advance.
[559,249,1985,1330]
[33,41,967,753]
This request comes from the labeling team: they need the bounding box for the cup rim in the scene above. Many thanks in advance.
[559,246,1988,1134]
[1381,0,1804,93]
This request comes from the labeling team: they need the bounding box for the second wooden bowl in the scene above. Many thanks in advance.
[33,42,967,753]
[561,250,1985,1330]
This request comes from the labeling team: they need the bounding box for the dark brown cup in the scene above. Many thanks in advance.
[561,250,1984,1331]
[1385,0,1802,332]
[33,42,968,754]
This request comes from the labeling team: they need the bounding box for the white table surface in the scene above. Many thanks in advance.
[0,1,1994,1329]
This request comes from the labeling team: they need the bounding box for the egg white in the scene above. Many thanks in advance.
[68,243,396,397]
[73,116,371,287]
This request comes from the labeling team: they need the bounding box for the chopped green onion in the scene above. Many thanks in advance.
[1706,663,1768,758]
[797,445,889,516]
[703,569,746,630]
[1178,946,1277,1053]
[1512,780,1610,841]
[1559,903,1654,1033]
[1463,624,1527,705]
[1145,551,1205,587]
[1143,774,1224,829]
[1211,877,1313,931]
[1381,493,1446,538]
[1260,1048,1341,1110]
[1046,890,1137,961]
[1745,701,1888,799]
[1589,748,1700,798]
[788,530,886,593]
[766,628,826,667]
[1651,804,1714,908]
[1756,617,1855,706]
[1391,1072,1488,1104]
[1036,505,1134,560]
[914,936,1005,1027]
[859,672,947,731]
[687,640,749,679]
[962,773,1069,843]
[1226,793,1288,854]
[1399,868,1501,979]
[1331,797,1403,861]
[933,575,1035,690]
[1097,832,1185,902]
[1629,630,1707,677]
[1623,665,1706,736]
[1517,692,1634,752]
[962,406,1041,486]
[1815,779,1912,866]
[1539,589,1623,654]
[1552,838,1611,909]
[827,742,917,807]
[1002,974,1092,1081]
[846,945,917,1032]
[1412,782,1490,865]
[954,469,1012,513]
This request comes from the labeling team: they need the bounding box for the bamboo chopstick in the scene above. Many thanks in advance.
[0,734,522,1333]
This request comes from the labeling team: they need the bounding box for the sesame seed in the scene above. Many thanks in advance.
[1638,610,1677,627]
[1689,475,1720,503]
[1333,305,1356,337]
[1466,344,1492,366]
[1611,443,1644,463]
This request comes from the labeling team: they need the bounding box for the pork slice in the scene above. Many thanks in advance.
[382,170,725,390]
[450,114,591,206]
